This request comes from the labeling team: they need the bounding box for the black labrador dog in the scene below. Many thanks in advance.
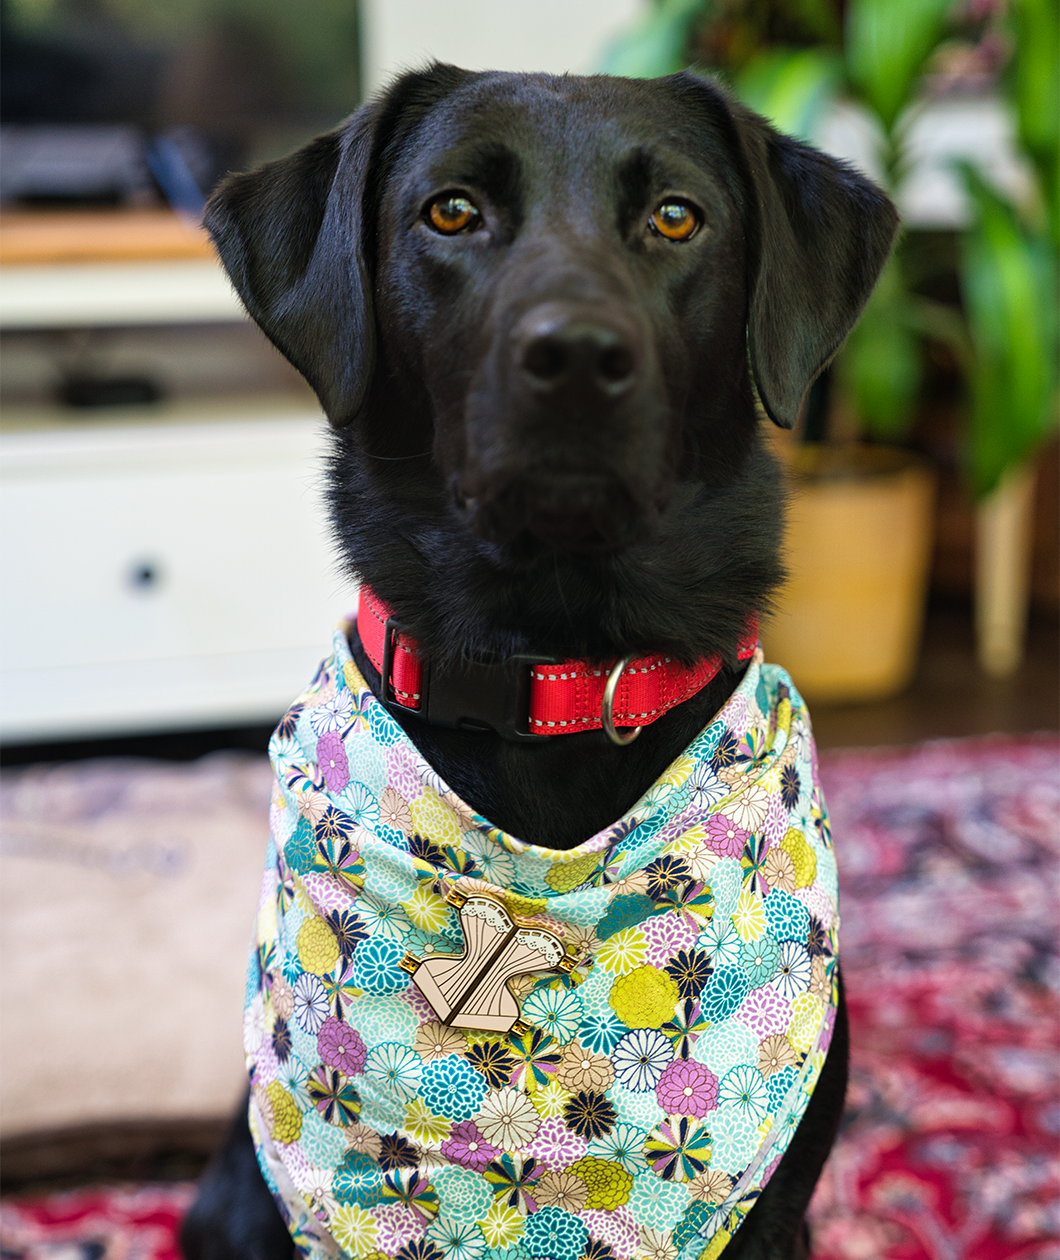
[182,65,896,1260]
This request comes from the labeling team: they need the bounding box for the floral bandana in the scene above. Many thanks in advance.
[245,619,840,1260]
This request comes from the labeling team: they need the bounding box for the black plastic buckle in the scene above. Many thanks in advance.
[381,616,557,742]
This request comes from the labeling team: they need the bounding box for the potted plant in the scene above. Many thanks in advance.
[602,0,1059,697]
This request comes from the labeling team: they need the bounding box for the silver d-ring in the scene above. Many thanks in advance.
[601,655,642,747]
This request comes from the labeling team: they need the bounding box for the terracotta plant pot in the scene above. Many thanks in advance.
[762,444,936,702]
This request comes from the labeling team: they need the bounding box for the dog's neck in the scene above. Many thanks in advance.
[348,616,748,852]
[332,422,784,851]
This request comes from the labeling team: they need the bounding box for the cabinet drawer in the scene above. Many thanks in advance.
[1,413,357,740]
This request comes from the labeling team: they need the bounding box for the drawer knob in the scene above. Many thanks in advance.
[128,560,162,591]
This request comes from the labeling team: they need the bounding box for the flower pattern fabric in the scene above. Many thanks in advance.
[246,619,839,1260]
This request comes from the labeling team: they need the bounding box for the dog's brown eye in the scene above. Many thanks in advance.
[650,201,700,241]
[427,195,479,234]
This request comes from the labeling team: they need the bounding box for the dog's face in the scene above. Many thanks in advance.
[206,67,895,660]
[373,75,755,552]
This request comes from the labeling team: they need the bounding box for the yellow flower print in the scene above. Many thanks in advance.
[503,892,548,920]
[265,1082,302,1145]
[803,1049,826,1092]
[731,889,766,942]
[297,917,340,975]
[788,991,824,1051]
[480,1200,525,1248]
[330,1204,379,1256]
[531,1080,571,1119]
[256,895,277,948]
[669,823,708,853]
[404,1097,451,1146]
[403,885,449,932]
[568,1155,632,1209]
[546,850,601,892]
[595,927,648,976]
[410,791,464,848]
[660,755,695,789]
[780,828,817,888]
[609,966,680,1029]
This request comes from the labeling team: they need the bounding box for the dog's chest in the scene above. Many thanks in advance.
[244,620,840,1258]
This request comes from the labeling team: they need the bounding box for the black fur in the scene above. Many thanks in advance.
[183,65,895,1259]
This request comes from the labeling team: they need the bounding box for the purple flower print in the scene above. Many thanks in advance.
[317,1015,366,1073]
[441,1120,499,1171]
[655,1059,719,1116]
[704,813,749,858]
[317,731,350,792]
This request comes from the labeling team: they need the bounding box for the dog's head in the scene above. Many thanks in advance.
[207,66,895,562]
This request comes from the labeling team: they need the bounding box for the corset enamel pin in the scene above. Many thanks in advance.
[401,885,577,1034]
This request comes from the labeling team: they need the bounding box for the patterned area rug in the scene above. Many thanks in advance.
[808,734,1060,1260]
[1,734,1056,1260]
[0,1182,194,1258]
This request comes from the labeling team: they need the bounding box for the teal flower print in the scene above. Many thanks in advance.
[739,934,780,989]
[521,987,583,1046]
[364,1042,422,1101]
[523,1206,588,1260]
[337,780,380,830]
[597,893,661,942]
[283,817,317,874]
[420,1056,488,1121]
[332,1150,383,1206]
[764,889,810,943]
[427,1218,488,1260]
[354,937,408,995]
[701,965,749,1023]
[577,1009,628,1056]
[587,1122,648,1174]
[765,1065,797,1113]
[717,1064,768,1123]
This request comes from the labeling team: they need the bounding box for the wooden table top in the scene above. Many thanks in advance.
[0,209,216,266]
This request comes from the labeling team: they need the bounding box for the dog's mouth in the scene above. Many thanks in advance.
[456,471,658,553]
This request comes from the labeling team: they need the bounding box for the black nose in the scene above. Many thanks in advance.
[516,307,639,399]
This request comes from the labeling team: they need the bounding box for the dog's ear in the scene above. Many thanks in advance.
[204,64,472,427]
[734,103,898,428]
[671,75,898,429]
[204,114,374,426]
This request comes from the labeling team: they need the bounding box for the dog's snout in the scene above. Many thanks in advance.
[516,307,640,399]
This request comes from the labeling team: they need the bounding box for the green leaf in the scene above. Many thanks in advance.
[958,168,1059,496]
[845,0,950,131]
[599,0,707,78]
[1009,0,1060,246]
[835,258,923,440]
[733,47,842,142]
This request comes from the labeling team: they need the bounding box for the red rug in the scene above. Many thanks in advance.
[808,734,1060,1260]
[0,1182,195,1258]
[1,734,1057,1260]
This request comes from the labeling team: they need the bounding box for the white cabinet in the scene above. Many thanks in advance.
[0,398,358,741]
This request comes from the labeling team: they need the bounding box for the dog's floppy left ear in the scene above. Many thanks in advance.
[204,110,377,427]
[722,89,899,429]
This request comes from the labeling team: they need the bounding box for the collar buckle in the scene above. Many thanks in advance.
[382,616,558,742]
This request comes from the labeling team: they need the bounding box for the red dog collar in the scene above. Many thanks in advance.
[355,584,757,742]
[352,584,751,740]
